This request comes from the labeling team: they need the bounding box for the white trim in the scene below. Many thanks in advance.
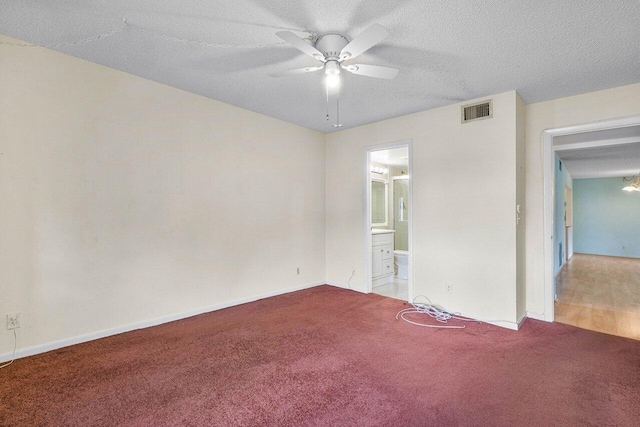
[363,140,413,301]
[0,281,325,363]
[455,311,520,331]
[543,130,555,322]
[526,311,546,321]
[546,115,640,136]
[542,114,640,324]
[554,136,640,152]
[482,319,519,331]
[517,311,528,329]
[326,281,367,292]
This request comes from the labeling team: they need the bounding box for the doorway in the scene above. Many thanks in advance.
[543,116,640,339]
[364,141,412,302]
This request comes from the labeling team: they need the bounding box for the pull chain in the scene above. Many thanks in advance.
[326,82,330,121]
[334,86,342,128]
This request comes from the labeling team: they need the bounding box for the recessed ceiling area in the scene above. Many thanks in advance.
[555,125,640,179]
[1,1,639,133]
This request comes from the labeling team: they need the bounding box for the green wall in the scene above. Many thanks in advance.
[573,177,640,258]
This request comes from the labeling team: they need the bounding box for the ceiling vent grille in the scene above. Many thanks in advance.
[462,100,492,123]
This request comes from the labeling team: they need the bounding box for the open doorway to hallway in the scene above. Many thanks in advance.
[551,124,640,339]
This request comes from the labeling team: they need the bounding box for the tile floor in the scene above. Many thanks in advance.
[554,253,640,340]
[373,277,408,301]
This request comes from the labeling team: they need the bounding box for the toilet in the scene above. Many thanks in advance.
[394,250,409,280]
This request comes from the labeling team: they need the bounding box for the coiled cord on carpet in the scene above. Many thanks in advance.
[396,295,470,328]
[396,295,513,329]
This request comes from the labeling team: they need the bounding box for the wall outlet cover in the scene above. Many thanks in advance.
[7,312,21,329]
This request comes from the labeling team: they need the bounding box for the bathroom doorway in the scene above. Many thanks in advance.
[364,141,412,302]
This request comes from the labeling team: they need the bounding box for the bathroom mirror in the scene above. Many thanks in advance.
[371,179,388,226]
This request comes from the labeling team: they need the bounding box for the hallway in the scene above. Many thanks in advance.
[555,254,640,340]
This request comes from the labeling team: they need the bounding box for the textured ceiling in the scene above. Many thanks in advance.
[555,126,640,179]
[1,1,640,133]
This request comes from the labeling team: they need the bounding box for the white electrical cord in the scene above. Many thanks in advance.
[347,270,356,289]
[396,295,514,329]
[0,329,17,369]
[396,295,468,329]
[396,307,466,329]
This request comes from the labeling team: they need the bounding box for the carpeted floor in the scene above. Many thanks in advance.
[1,285,640,426]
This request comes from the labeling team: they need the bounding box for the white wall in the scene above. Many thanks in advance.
[4,32,639,359]
[0,35,326,357]
[326,91,522,325]
[525,83,640,316]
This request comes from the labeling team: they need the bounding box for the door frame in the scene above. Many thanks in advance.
[542,115,640,321]
[363,140,413,301]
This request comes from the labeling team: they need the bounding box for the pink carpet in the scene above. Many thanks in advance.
[1,285,639,426]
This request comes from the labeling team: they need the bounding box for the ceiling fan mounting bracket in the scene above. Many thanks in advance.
[315,34,349,61]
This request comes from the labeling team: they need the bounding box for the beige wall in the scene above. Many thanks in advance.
[525,82,640,316]
[3,32,640,358]
[0,35,326,356]
[326,91,522,325]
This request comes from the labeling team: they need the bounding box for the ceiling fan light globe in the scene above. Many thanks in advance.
[325,61,341,75]
[326,74,340,88]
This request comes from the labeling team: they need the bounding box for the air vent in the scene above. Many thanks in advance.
[462,100,492,123]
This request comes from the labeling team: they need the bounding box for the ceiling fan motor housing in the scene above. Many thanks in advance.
[315,34,349,60]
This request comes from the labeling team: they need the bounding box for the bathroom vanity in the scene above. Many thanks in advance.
[372,229,395,287]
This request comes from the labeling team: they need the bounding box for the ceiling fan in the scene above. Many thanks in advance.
[269,24,398,84]
[269,24,398,127]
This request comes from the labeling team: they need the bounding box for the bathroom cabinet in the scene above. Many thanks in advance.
[372,230,394,287]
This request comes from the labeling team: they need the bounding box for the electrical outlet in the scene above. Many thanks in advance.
[445,284,453,294]
[296,267,300,275]
[7,313,21,330]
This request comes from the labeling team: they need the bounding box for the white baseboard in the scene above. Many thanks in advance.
[0,281,325,363]
[517,311,528,329]
[326,281,366,293]
[450,314,519,331]
[475,318,519,331]
[526,311,548,322]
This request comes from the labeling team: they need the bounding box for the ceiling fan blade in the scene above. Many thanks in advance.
[343,64,398,79]
[275,31,326,61]
[269,66,324,78]
[339,24,389,61]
